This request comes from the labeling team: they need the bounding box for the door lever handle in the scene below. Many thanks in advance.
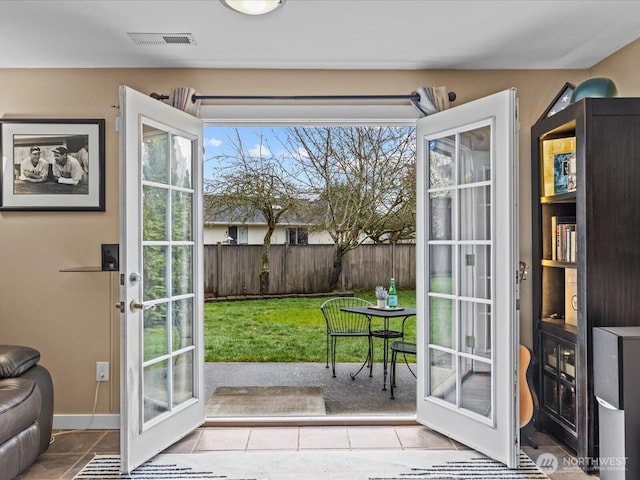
[129,301,156,312]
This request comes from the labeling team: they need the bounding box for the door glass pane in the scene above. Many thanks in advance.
[428,136,455,188]
[144,359,169,422]
[460,357,491,417]
[460,301,491,359]
[459,126,491,184]
[172,246,192,296]
[171,135,193,188]
[429,349,455,406]
[172,298,194,350]
[143,246,167,301]
[459,186,490,240]
[429,245,453,294]
[429,191,453,240]
[429,297,453,348]
[144,303,168,361]
[172,191,192,241]
[142,126,168,184]
[459,244,491,299]
[173,351,194,407]
[143,185,168,241]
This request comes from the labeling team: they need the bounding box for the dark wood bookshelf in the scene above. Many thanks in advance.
[531,97,640,472]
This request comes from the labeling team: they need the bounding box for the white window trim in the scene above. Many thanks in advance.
[201,104,417,126]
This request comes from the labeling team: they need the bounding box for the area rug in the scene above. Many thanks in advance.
[205,386,326,416]
[74,450,550,480]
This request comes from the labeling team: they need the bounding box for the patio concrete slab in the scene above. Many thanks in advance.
[204,362,416,417]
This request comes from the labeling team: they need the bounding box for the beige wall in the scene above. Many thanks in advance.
[1,38,639,418]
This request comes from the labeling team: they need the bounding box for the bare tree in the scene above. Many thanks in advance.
[204,129,302,294]
[283,126,415,291]
[363,162,417,244]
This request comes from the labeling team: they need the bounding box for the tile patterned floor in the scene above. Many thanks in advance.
[16,425,596,480]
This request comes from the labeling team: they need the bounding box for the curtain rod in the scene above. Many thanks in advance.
[150,92,457,103]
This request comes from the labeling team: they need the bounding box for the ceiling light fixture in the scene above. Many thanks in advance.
[220,0,285,15]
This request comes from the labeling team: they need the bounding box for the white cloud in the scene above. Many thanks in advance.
[297,147,309,159]
[249,144,271,157]
[205,137,222,147]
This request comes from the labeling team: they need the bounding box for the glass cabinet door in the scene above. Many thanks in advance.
[541,332,575,427]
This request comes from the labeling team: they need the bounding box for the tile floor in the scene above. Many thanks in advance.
[17,425,596,480]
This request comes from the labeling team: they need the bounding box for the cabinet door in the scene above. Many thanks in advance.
[541,333,576,428]
[416,89,520,467]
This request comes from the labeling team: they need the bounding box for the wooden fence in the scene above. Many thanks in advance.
[204,244,416,296]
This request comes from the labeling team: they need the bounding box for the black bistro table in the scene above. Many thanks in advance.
[340,305,417,391]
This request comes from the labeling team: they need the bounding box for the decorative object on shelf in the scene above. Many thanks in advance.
[0,119,105,211]
[375,285,388,308]
[564,268,578,326]
[542,136,576,196]
[537,82,575,122]
[570,77,618,103]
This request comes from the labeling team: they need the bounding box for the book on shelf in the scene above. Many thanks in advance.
[542,136,576,196]
[565,268,578,326]
[551,215,576,262]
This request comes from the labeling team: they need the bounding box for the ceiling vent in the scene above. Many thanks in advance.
[128,33,197,46]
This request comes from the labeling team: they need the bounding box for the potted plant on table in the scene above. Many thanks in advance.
[375,286,388,308]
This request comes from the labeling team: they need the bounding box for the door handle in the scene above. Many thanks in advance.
[129,301,156,312]
[115,301,124,312]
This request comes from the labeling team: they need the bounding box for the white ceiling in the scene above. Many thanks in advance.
[1,0,639,70]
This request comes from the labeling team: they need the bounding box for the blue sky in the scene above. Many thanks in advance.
[203,125,416,183]
[203,126,291,180]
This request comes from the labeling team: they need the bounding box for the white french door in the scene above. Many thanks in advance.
[415,89,520,467]
[118,85,204,473]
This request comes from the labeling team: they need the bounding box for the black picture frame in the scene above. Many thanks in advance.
[537,82,575,123]
[0,118,105,211]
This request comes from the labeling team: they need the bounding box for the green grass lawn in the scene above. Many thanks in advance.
[204,289,417,362]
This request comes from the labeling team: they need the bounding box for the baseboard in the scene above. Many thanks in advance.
[53,414,120,430]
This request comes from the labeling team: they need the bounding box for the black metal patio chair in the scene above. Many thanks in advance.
[320,297,373,379]
[389,315,416,399]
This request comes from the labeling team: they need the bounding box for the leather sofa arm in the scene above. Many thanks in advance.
[0,346,41,378]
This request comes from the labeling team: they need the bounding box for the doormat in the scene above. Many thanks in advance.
[74,451,550,480]
[205,386,326,416]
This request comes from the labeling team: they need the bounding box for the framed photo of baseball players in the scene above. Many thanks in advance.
[0,118,105,211]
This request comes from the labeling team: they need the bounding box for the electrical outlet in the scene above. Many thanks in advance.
[96,362,109,382]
